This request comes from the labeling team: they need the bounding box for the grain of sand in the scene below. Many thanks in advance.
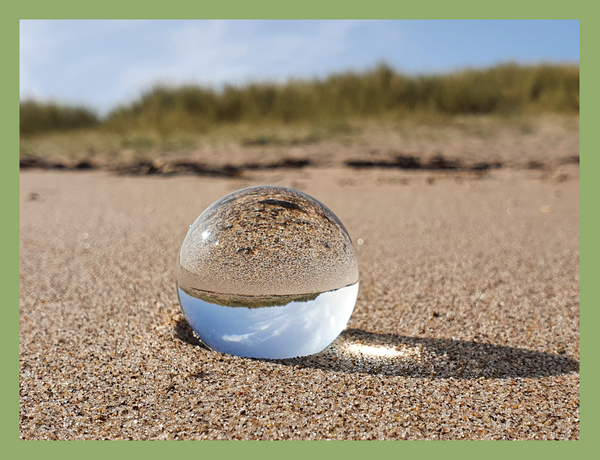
[20,164,579,440]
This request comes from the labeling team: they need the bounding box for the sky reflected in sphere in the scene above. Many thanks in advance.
[178,283,358,359]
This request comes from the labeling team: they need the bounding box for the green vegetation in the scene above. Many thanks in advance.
[103,63,578,134]
[19,63,579,165]
[20,100,100,136]
[180,286,320,309]
[21,63,578,138]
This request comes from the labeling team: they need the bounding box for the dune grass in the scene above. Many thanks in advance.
[102,63,578,135]
[20,100,100,137]
[20,63,579,164]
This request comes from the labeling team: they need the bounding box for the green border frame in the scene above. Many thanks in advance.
[5,3,593,459]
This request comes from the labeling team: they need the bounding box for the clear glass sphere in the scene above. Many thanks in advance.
[176,185,359,359]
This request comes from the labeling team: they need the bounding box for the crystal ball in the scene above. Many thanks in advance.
[176,185,359,359]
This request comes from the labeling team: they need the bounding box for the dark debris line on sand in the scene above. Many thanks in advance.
[19,157,312,178]
[345,153,503,172]
[19,151,579,177]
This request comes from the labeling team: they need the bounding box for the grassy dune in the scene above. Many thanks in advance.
[105,63,578,133]
[20,100,100,136]
[20,63,579,165]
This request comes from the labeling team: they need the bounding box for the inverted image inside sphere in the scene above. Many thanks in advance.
[177,186,359,297]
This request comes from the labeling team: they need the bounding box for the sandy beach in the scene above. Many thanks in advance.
[19,158,579,439]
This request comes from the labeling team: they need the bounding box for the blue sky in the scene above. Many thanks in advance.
[20,20,579,116]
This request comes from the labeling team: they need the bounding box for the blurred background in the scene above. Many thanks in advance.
[19,19,579,168]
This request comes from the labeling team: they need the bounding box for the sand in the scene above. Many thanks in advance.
[19,163,579,440]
